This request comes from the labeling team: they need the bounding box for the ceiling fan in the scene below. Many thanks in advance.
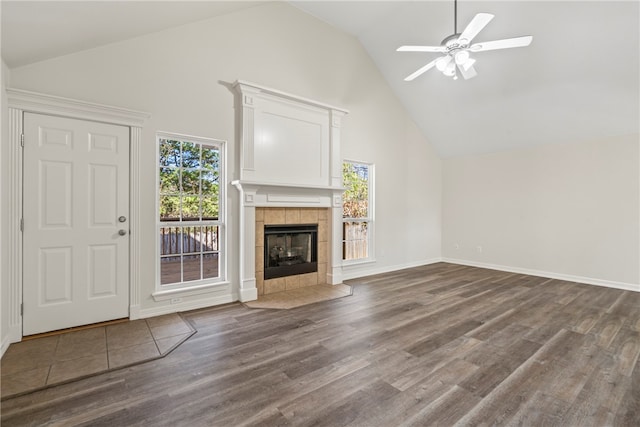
[397,0,532,81]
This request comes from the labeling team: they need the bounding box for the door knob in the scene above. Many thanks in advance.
[118,229,127,236]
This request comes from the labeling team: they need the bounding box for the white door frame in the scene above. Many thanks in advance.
[6,88,150,344]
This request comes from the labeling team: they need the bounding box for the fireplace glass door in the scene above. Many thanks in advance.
[264,224,318,279]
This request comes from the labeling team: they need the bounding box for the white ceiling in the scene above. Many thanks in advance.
[1,1,263,67]
[2,1,638,158]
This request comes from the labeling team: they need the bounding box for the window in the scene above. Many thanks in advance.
[342,161,374,262]
[157,133,224,288]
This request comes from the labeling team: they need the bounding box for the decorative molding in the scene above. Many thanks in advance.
[235,180,344,192]
[267,194,322,204]
[233,80,349,114]
[6,88,150,126]
[330,110,346,187]
[239,283,258,302]
[442,258,640,293]
[233,81,347,188]
[231,180,342,208]
[7,108,23,345]
[129,127,142,318]
[1,334,13,358]
[129,305,140,320]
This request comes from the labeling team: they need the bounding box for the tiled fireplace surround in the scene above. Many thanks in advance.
[256,207,329,295]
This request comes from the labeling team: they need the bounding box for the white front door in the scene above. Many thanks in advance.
[23,113,130,335]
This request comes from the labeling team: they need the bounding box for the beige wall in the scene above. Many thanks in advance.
[6,3,442,317]
[442,134,640,288]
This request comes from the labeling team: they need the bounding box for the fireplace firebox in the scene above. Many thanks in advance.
[264,224,318,280]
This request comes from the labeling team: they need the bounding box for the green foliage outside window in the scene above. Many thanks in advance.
[343,162,369,218]
[159,139,220,221]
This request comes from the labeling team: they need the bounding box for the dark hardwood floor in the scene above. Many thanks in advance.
[2,263,639,426]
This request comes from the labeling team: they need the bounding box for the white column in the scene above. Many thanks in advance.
[329,110,346,187]
[235,84,260,182]
[129,126,142,318]
[328,192,344,285]
[328,109,346,284]
[232,181,258,301]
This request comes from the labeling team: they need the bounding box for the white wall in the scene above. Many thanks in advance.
[442,134,640,289]
[6,3,441,317]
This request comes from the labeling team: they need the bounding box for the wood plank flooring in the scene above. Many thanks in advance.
[2,263,639,426]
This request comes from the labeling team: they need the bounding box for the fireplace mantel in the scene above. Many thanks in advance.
[232,82,348,301]
[231,180,343,208]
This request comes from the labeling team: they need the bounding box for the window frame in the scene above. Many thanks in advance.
[155,131,227,293]
[342,159,375,265]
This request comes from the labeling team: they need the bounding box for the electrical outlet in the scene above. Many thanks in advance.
[454,243,459,250]
[170,297,182,304]
[476,246,483,253]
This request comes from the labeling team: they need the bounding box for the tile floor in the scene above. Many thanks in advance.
[1,313,195,399]
[243,283,353,309]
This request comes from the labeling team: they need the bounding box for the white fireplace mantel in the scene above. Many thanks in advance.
[232,81,348,301]
[231,180,344,208]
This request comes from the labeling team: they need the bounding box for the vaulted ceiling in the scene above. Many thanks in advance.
[2,1,638,158]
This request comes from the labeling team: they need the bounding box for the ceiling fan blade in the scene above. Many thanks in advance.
[470,35,533,52]
[458,63,477,80]
[397,45,446,53]
[458,13,494,45]
[404,59,438,81]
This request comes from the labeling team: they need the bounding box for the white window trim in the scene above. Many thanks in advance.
[155,131,227,293]
[342,160,375,265]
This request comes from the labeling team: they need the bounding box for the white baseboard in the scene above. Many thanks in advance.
[442,257,640,293]
[138,293,237,319]
[342,258,442,281]
[129,304,141,320]
[1,334,12,358]
[1,325,23,358]
[239,285,258,302]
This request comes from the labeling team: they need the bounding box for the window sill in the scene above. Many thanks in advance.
[342,258,377,268]
[152,281,230,302]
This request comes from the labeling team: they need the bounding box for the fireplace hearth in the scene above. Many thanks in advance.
[264,224,318,280]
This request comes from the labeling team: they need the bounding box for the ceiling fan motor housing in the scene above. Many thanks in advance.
[442,34,469,52]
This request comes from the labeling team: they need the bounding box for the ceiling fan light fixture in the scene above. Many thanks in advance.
[461,57,476,71]
[435,56,451,71]
[443,62,456,76]
[454,50,470,65]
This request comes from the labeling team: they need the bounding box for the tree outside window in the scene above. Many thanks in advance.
[158,136,224,286]
[343,161,373,261]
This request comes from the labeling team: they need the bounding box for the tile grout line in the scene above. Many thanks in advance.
[44,335,62,385]
[104,326,112,369]
[147,319,163,356]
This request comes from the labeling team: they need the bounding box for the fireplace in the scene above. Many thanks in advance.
[232,81,348,302]
[264,224,318,279]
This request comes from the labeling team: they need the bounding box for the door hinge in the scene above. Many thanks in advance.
[20,303,23,316]
[20,134,24,147]
[20,218,24,232]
